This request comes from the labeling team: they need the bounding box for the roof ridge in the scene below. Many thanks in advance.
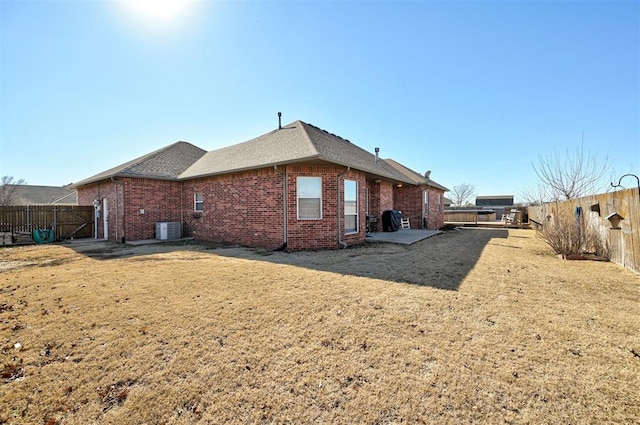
[306,121,383,161]
[297,121,322,154]
[121,141,190,172]
[301,121,352,144]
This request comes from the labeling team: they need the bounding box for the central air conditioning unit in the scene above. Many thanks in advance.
[156,222,181,240]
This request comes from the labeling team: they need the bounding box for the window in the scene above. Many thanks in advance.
[423,190,429,214]
[297,176,322,219]
[344,179,358,233]
[194,193,204,212]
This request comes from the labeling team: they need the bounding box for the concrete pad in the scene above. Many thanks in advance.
[365,229,441,245]
[126,237,194,246]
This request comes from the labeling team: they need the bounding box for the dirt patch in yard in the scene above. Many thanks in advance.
[1,229,638,424]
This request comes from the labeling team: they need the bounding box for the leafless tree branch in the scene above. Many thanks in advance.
[450,183,476,207]
[0,176,26,206]
[531,143,612,202]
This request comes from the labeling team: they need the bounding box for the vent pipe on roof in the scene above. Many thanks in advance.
[375,147,379,164]
[278,112,282,130]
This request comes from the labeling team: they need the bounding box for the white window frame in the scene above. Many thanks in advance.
[297,176,322,220]
[344,179,358,234]
[194,193,204,212]
[424,190,429,214]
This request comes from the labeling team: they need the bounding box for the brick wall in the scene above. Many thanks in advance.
[366,180,394,232]
[76,180,124,241]
[77,167,374,249]
[284,166,367,250]
[183,165,367,250]
[423,188,445,229]
[183,169,285,249]
[77,178,183,242]
[391,185,446,230]
[124,178,182,241]
[394,185,423,229]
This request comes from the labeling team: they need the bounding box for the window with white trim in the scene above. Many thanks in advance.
[194,193,204,212]
[423,190,429,214]
[344,179,358,233]
[297,176,322,219]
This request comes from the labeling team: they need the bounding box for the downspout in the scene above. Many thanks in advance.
[121,181,126,243]
[424,179,431,229]
[274,165,288,250]
[111,177,125,243]
[112,178,118,242]
[337,166,350,249]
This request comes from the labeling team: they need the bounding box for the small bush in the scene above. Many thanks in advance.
[538,209,609,258]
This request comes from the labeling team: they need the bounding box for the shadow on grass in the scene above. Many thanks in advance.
[63,228,508,291]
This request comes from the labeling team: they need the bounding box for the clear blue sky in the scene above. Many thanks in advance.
[1,0,638,202]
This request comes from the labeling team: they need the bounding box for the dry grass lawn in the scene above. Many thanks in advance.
[1,228,638,424]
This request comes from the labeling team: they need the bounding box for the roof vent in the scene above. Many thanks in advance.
[375,147,380,163]
[278,112,282,130]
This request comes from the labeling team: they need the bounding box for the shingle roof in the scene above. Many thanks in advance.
[73,141,207,187]
[73,121,449,191]
[180,120,447,188]
[11,185,78,205]
[382,159,449,191]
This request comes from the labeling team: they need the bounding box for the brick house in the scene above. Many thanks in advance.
[73,120,448,250]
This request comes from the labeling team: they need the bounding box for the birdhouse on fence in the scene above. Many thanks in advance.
[605,212,624,229]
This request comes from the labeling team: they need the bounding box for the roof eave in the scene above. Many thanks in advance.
[178,155,323,180]
[71,173,180,188]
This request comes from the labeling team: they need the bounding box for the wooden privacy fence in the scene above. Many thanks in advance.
[444,210,497,223]
[528,188,640,274]
[0,205,94,243]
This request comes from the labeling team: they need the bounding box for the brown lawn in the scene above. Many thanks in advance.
[1,228,638,424]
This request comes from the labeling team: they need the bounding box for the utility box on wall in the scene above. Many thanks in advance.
[156,222,181,240]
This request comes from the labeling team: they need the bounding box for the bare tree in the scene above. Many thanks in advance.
[531,143,612,202]
[0,176,26,206]
[450,183,476,207]
[518,183,548,207]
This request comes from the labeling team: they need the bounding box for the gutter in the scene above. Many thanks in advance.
[337,166,351,249]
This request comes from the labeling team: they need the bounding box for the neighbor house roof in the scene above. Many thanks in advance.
[10,185,78,205]
[72,141,207,187]
[476,195,514,200]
